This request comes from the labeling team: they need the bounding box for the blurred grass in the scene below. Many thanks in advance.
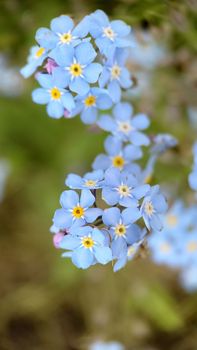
[0,0,197,349]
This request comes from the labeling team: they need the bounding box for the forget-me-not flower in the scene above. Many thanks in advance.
[98,102,150,146]
[102,167,150,207]
[60,226,112,269]
[20,45,48,78]
[89,10,131,56]
[92,135,142,171]
[53,189,102,229]
[32,70,75,118]
[49,42,102,95]
[140,185,167,231]
[66,170,104,190]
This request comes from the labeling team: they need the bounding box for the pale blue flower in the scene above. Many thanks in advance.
[89,10,131,56]
[60,226,112,269]
[102,167,150,207]
[53,189,102,229]
[98,102,150,145]
[49,42,102,95]
[32,70,75,118]
[66,170,104,190]
[92,135,142,171]
[20,45,48,78]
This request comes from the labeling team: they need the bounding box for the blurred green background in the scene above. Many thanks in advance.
[0,0,197,349]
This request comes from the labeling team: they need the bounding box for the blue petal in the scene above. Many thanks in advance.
[122,207,141,224]
[50,15,74,33]
[132,184,150,199]
[104,167,121,187]
[97,91,112,109]
[60,190,79,209]
[53,208,73,229]
[32,88,50,104]
[92,228,105,244]
[150,214,163,231]
[72,247,94,269]
[132,114,150,129]
[36,73,53,88]
[85,208,103,223]
[98,68,110,88]
[80,189,95,208]
[75,42,96,65]
[61,93,75,112]
[47,101,64,119]
[83,63,102,83]
[113,102,133,120]
[66,174,83,189]
[73,15,90,37]
[104,135,122,156]
[152,194,167,213]
[102,207,120,226]
[111,20,131,36]
[50,45,74,67]
[119,68,132,88]
[70,77,89,95]
[36,27,57,49]
[97,115,116,132]
[113,255,127,272]
[52,67,69,88]
[130,131,150,146]
[59,235,79,250]
[108,80,121,103]
[102,187,119,205]
[92,154,110,170]
[94,246,112,264]
[81,107,97,124]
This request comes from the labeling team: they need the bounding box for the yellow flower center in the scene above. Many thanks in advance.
[103,26,116,40]
[115,224,126,237]
[187,241,197,253]
[160,242,171,253]
[111,64,121,79]
[84,95,96,107]
[118,185,130,197]
[69,63,82,77]
[85,179,97,187]
[60,32,72,44]
[166,214,178,227]
[50,87,61,100]
[118,121,132,134]
[112,155,125,169]
[35,47,45,58]
[144,201,154,216]
[82,236,94,248]
[72,206,84,219]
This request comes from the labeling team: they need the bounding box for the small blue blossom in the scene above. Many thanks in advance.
[89,10,131,56]
[53,189,102,229]
[49,42,102,95]
[32,70,75,118]
[98,102,150,146]
[140,185,168,231]
[102,167,150,207]
[36,15,90,51]
[102,207,142,260]
[66,170,104,190]
[99,48,132,102]
[20,45,48,78]
[60,226,112,269]
[92,135,143,171]
[70,87,112,124]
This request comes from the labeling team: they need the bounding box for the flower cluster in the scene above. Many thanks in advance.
[21,10,134,121]
[22,11,171,271]
[50,120,171,270]
[148,200,197,292]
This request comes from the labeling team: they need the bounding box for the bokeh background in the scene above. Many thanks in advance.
[0,0,197,349]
